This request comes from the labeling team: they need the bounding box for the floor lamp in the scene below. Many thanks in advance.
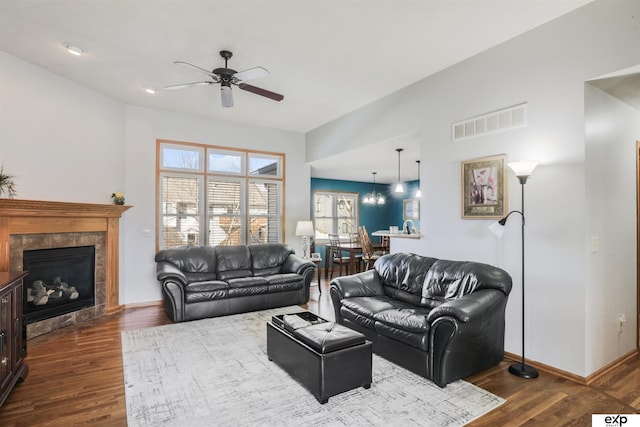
[489,160,539,379]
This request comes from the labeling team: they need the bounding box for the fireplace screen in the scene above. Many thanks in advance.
[23,246,95,324]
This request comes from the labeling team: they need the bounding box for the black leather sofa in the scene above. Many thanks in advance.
[330,252,512,387]
[155,243,316,322]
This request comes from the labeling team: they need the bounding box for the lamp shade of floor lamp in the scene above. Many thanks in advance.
[490,160,539,379]
[295,220,315,259]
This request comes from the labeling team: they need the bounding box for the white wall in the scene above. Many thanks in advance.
[306,0,640,377]
[122,106,308,304]
[584,83,639,374]
[0,52,126,202]
[0,51,310,308]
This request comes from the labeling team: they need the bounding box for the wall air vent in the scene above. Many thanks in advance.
[452,102,527,141]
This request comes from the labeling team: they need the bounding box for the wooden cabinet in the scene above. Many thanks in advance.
[0,271,28,407]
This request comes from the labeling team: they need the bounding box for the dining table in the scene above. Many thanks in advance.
[323,241,384,280]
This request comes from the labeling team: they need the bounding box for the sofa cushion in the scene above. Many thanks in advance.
[264,273,300,285]
[340,296,400,319]
[185,289,228,303]
[227,276,269,297]
[265,273,303,293]
[184,272,220,284]
[372,307,431,333]
[421,259,512,308]
[227,277,269,289]
[249,244,295,276]
[340,306,377,330]
[185,280,229,293]
[215,245,253,280]
[374,322,430,352]
[184,280,229,303]
[155,245,217,276]
[374,253,437,297]
[383,286,422,306]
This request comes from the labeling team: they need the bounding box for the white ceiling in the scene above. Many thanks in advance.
[0,0,592,183]
[589,65,640,111]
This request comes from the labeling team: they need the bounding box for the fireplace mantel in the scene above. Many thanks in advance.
[0,199,131,315]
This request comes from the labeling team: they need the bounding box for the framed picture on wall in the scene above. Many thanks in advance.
[403,198,420,221]
[461,154,507,219]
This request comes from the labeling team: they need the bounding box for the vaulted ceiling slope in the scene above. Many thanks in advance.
[0,0,592,133]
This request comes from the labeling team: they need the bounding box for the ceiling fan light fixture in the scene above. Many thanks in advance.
[167,51,283,108]
[221,85,233,108]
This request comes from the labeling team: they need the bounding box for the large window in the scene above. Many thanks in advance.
[158,141,284,249]
[313,191,359,241]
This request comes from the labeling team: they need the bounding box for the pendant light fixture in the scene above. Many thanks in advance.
[395,148,405,193]
[363,172,385,205]
[415,160,421,198]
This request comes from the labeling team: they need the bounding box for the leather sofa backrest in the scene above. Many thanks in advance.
[421,259,512,308]
[374,253,438,299]
[155,245,217,275]
[249,244,294,276]
[215,245,253,280]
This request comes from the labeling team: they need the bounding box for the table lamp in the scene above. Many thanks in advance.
[295,220,315,258]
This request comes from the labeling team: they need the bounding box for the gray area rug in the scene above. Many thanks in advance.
[122,306,504,426]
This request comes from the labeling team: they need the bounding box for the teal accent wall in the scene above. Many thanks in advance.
[309,177,420,266]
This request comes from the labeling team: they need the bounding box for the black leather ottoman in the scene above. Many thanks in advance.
[267,312,372,404]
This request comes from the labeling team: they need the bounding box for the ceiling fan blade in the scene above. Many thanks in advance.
[238,83,284,101]
[234,66,270,81]
[174,61,218,78]
[221,86,233,108]
[164,81,214,90]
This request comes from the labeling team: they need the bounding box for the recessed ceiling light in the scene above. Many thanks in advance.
[145,88,156,94]
[65,44,83,56]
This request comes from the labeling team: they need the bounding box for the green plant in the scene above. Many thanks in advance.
[111,192,125,205]
[0,166,16,198]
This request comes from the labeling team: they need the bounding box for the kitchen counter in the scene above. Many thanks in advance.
[372,230,421,239]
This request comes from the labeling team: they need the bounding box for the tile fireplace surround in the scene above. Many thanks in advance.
[0,199,130,338]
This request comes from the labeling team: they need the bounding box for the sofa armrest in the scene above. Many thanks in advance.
[156,261,188,286]
[330,269,384,299]
[282,254,316,276]
[428,289,509,387]
[426,289,505,323]
[282,254,316,301]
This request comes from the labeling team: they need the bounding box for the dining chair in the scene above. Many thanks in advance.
[358,226,381,271]
[328,234,351,280]
[361,225,385,256]
[380,235,390,255]
[349,232,364,272]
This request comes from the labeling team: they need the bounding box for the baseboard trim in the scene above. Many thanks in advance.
[584,349,639,385]
[123,300,164,309]
[504,349,640,385]
[504,351,585,384]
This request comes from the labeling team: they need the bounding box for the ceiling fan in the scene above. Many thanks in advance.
[165,50,284,108]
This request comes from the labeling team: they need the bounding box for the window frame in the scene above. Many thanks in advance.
[156,140,285,250]
[312,190,359,242]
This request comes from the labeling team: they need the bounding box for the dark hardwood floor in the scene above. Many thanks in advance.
[1,277,638,426]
